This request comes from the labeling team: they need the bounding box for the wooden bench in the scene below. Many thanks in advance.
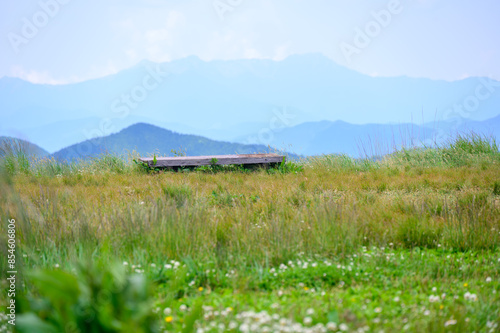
[139,153,285,170]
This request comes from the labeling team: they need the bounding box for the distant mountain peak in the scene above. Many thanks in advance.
[122,122,172,133]
[0,136,49,157]
[135,59,157,67]
[51,122,287,161]
[284,52,332,61]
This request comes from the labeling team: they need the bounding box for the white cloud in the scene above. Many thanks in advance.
[273,44,291,61]
[9,61,121,85]
[2,0,499,83]
[10,66,67,85]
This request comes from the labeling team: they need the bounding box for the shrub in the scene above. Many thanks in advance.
[17,262,160,333]
[268,157,304,174]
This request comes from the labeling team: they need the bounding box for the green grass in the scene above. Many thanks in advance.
[0,133,499,333]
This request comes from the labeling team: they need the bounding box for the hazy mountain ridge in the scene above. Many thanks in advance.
[51,123,284,162]
[2,114,498,160]
[249,115,500,157]
[2,54,499,153]
[0,136,50,158]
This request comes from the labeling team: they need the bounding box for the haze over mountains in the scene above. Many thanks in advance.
[1,54,499,157]
[240,114,500,156]
[51,123,281,162]
[0,136,49,158]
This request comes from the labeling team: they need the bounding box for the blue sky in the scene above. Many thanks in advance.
[1,0,499,84]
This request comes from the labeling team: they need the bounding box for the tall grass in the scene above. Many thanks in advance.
[1,133,498,270]
[0,138,32,175]
[1,133,499,331]
[390,133,499,167]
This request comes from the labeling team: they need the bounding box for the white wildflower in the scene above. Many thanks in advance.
[326,322,337,331]
[444,319,457,327]
[464,292,478,302]
[429,295,440,303]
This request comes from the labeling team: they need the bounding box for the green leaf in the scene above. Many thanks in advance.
[182,300,203,333]
[16,313,59,333]
[28,269,80,304]
[327,310,339,324]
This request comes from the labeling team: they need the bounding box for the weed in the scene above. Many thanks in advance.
[163,184,192,207]
[133,158,161,174]
[268,157,304,174]
[493,181,500,196]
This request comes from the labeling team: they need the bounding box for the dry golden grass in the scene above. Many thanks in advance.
[2,160,498,268]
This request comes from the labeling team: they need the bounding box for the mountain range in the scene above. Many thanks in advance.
[242,114,500,156]
[1,54,499,154]
[3,114,498,161]
[0,136,49,158]
[1,54,499,157]
[51,123,282,162]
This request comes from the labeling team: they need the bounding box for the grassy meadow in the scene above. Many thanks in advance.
[1,134,500,333]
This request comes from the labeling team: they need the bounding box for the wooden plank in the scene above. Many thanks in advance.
[139,153,284,168]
